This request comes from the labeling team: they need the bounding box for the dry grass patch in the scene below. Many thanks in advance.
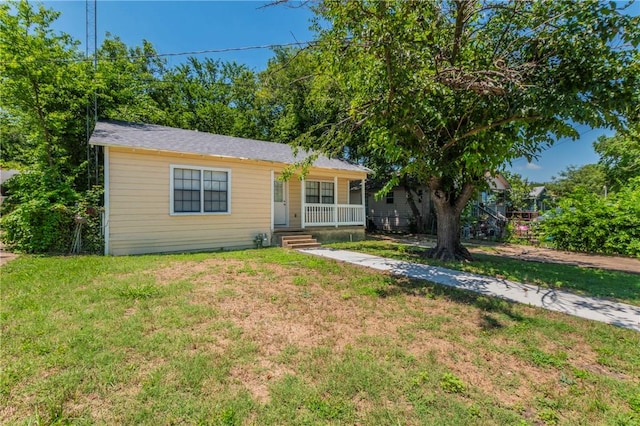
[2,249,639,425]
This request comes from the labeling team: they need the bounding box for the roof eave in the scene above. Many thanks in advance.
[90,141,370,174]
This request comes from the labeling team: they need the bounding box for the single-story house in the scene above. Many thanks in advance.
[89,120,369,255]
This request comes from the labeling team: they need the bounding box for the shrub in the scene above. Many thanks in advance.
[538,178,640,257]
[0,169,103,254]
[75,185,104,254]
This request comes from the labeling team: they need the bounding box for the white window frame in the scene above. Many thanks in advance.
[305,180,335,205]
[170,164,232,215]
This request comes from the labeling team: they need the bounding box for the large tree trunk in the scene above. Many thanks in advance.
[426,178,475,261]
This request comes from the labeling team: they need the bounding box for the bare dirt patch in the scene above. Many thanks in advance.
[377,234,640,274]
[471,243,640,274]
[0,241,18,266]
[149,255,620,410]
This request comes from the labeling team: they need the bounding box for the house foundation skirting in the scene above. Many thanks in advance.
[272,226,365,246]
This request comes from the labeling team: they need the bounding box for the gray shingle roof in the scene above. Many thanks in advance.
[0,169,20,186]
[90,120,369,173]
[529,186,546,199]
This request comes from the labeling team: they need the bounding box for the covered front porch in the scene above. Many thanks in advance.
[271,171,367,232]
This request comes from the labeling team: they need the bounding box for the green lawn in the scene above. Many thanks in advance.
[329,240,640,306]
[2,249,639,425]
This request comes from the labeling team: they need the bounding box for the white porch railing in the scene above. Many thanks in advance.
[304,204,365,227]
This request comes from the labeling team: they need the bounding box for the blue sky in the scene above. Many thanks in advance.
[44,1,316,70]
[41,0,637,183]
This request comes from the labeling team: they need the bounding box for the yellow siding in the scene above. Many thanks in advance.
[287,178,302,228]
[108,149,271,255]
[337,177,350,204]
[107,147,366,255]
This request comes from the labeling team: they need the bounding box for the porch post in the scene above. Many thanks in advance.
[334,176,338,227]
[361,178,366,226]
[301,177,306,229]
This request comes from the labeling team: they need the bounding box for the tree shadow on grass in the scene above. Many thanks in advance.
[374,262,640,332]
[360,242,640,305]
[377,274,526,324]
[303,247,640,332]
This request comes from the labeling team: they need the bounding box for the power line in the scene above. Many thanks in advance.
[1,40,317,66]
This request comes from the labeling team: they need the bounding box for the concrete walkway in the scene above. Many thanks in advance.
[299,248,640,332]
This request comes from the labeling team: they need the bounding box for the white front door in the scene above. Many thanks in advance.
[274,179,287,226]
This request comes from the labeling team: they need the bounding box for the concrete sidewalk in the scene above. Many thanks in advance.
[299,248,640,332]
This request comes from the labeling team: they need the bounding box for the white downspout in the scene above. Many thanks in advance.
[270,170,274,233]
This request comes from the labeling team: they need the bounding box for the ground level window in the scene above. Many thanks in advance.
[306,181,334,204]
[172,166,230,214]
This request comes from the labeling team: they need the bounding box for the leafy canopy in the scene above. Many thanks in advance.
[594,122,640,191]
[310,0,639,195]
[547,164,607,198]
[0,0,93,170]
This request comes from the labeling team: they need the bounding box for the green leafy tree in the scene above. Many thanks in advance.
[547,164,607,198]
[0,111,32,166]
[539,177,640,257]
[0,0,93,172]
[303,0,639,260]
[0,1,102,253]
[96,36,167,124]
[500,171,533,212]
[594,122,640,191]
[259,48,354,144]
[159,57,263,138]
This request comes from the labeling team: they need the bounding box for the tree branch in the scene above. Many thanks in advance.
[441,114,542,152]
[384,43,395,110]
[458,115,541,140]
[450,0,470,65]
[455,181,476,214]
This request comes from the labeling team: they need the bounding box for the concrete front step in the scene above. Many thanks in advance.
[287,242,322,249]
[281,234,313,241]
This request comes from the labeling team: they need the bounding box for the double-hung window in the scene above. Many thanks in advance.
[386,191,394,204]
[305,181,334,204]
[171,165,230,214]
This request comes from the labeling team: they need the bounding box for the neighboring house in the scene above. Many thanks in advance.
[367,185,432,232]
[89,120,369,255]
[469,173,511,239]
[482,172,510,217]
[367,173,509,233]
[0,169,20,206]
[528,186,549,212]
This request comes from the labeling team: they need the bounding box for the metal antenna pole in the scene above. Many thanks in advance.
[85,0,98,188]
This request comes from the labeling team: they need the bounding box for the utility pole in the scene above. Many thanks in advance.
[85,0,98,188]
